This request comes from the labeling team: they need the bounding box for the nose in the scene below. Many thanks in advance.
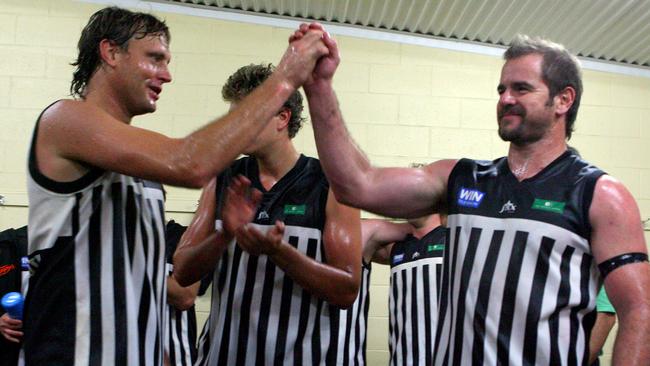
[159,64,172,84]
[499,89,515,106]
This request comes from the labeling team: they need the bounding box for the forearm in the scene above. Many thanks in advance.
[270,240,359,308]
[173,231,231,286]
[588,313,616,364]
[167,277,200,311]
[174,75,295,186]
[305,82,373,206]
[611,308,650,364]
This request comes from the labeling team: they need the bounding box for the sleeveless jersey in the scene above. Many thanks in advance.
[25,101,167,366]
[389,226,445,366]
[335,260,371,366]
[434,151,605,366]
[204,154,363,365]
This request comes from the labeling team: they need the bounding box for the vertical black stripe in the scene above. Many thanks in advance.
[294,238,318,366]
[256,254,277,365]
[274,237,299,366]
[325,306,341,365]
[217,246,243,365]
[342,299,354,366]
[111,182,128,365]
[549,246,574,366]
[88,185,103,366]
[451,227,482,366]
[150,198,164,365]
[435,262,442,303]
[422,264,432,366]
[235,254,260,365]
[410,266,420,364]
[472,230,504,365]
[175,310,188,365]
[355,274,370,365]
[125,186,137,266]
[168,311,177,364]
[522,236,555,365]
[389,272,398,365]
[400,272,408,366]
[496,231,529,366]
[310,300,324,365]
[138,275,152,366]
[139,213,153,366]
[356,268,369,366]
[568,253,593,365]
[436,226,460,366]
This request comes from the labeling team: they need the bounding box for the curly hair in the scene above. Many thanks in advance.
[70,7,170,98]
[222,63,305,138]
[504,35,582,139]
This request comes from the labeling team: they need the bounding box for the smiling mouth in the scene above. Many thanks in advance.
[148,86,162,100]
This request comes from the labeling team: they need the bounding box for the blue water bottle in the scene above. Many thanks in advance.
[1,292,24,320]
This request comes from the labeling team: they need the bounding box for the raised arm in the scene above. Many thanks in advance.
[589,175,650,365]
[236,188,362,308]
[296,24,454,218]
[38,31,329,188]
[361,219,411,264]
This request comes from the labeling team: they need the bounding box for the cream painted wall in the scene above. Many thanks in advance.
[2,0,650,364]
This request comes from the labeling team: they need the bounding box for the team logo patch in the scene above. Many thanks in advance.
[532,198,566,214]
[21,257,29,271]
[457,188,485,208]
[393,253,405,264]
[257,211,269,220]
[284,204,306,215]
[428,244,445,252]
[412,251,420,259]
[499,200,517,214]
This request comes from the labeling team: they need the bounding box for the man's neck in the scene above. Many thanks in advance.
[84,75,133,123]
[255,141,300,191]
[507,133,568,181]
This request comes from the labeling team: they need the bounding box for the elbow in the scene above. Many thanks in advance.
[328,280,360,309]
[176,295,196,311]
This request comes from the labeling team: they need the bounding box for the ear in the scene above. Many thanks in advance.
[98,39,122,67]
[554,86,576,116]
[275,108,291,132]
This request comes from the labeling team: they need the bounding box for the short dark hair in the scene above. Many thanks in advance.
[504,35,582,139]
[70,6,170,98]
[222,63,305,138]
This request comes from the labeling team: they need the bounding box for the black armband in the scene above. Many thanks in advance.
[598,252,648,279]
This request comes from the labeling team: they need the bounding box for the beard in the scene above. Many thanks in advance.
[497,103,551,145]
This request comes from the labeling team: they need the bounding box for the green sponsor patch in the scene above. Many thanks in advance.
[428,244,445,252]
[531,199,565,214]
[284,204,306,215]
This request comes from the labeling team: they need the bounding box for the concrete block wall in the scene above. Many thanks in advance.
[2,1,650,364]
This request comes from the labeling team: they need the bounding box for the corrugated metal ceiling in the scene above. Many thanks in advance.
[160,0,650,68]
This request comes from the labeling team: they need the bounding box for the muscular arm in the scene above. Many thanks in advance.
[589,175,650,365]
[300,28,454,218]
[173,178,230,286]
[271,190,361,307]
[167,275,200,311]
[361,219,411,264]
[38,32,329,188]
[240,189,362,308]
[588,312,616,364]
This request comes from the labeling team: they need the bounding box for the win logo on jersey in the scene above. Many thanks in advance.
[457,188,485,208]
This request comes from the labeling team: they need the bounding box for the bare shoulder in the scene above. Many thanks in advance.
[590,174,638,218]
[589,174,645,261]
[422,159,458,182]
[40,99,104,127]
